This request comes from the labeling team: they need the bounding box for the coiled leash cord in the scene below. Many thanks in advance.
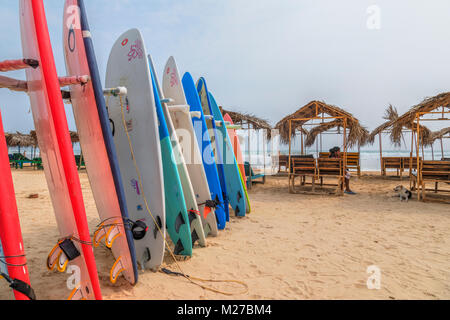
[111,95,248,296]
[94,216,148,241]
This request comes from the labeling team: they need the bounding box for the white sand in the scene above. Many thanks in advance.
[0,170,449,300]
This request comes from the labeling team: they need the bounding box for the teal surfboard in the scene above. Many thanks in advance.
[208,93,246,217]
[149,62,193,256]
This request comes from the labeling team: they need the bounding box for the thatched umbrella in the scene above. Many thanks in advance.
[6,132,35,148]
[275,100,369,149]
[220,107,272,139]
[389,92,450,146]
[367,105,398,144]
[424,127,450,160]
[426,127,450,144]
[69,131,79,144]
[6,132,36,155]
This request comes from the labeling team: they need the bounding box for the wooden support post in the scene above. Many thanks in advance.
[288,120,292,192]
[379,133,383,176]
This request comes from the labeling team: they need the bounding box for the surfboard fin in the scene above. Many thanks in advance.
[47,239,80,273]
[47,243,69,273]
[93,221,122,248]
[105,224,122,248]
[110,256,125,284]
[174,239,185,255]
[68,284,88,300]
[93,223,107,248]
[175,212,186,234]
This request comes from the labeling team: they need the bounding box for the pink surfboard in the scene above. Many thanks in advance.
[224,114,247,186]
[20,0,101,300]
[62,0,135,285]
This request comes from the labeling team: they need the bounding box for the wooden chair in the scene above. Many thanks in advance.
[418,160,450,201]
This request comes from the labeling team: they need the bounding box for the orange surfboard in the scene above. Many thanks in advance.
[223,114,250,213]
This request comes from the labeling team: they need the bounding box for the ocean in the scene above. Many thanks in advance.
[8,144,450,174]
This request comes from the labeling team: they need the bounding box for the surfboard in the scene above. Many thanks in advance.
[162,57,218,237]
[146,58,194,255]
[208,93,246,217]
[148,54,206,247]
[63,0,137,285]
[182,72,227,230]
[223,114,251,213]
[197,78,230,221]
[0,110,33,300]
[106,29,167,268]
[20,0,101,300]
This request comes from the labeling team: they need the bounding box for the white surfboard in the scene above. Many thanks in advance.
[163,56,218,237]
[106,29,165,270]
[147,54,206,246]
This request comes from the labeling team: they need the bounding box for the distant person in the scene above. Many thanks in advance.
[329,146,356,195]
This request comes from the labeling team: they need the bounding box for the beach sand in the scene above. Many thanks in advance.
[1,169,449,300]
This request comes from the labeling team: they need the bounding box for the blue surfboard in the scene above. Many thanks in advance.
[149,64,193,256]
[182,72,227,229]
[208,92,246,217]
[196,78,230,221]
[0,240,8,277]
[78,0,138,281]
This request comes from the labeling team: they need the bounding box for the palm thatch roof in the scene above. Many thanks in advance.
[220,108,271,130]
[425,127,450,145]
[275,101,369,147]
[6,132,36,147]
[367,105,399,144]
[29,130,79,145]
[69,131,79,143]
[389,92,450,146]
[220,107,272,139]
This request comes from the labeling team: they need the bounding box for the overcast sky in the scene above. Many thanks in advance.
[1,0,449,149]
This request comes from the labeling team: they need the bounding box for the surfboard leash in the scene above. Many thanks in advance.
[0,256,36,300]
[113,94,248,296]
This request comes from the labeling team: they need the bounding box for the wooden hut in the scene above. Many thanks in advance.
[368,105,431,178]
[275,101,368,194]
[220,107,272,186]
[388,92,450,200]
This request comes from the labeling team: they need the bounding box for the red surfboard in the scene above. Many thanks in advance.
[0,110,34,300]
[19,0,101,300]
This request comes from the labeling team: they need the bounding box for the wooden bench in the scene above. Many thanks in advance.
[320,152,360,177]
[402,157,421,174]
[317,158,344,194]
[381,157,403,177]
[289,155,317,192]
[418,161,450,200]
